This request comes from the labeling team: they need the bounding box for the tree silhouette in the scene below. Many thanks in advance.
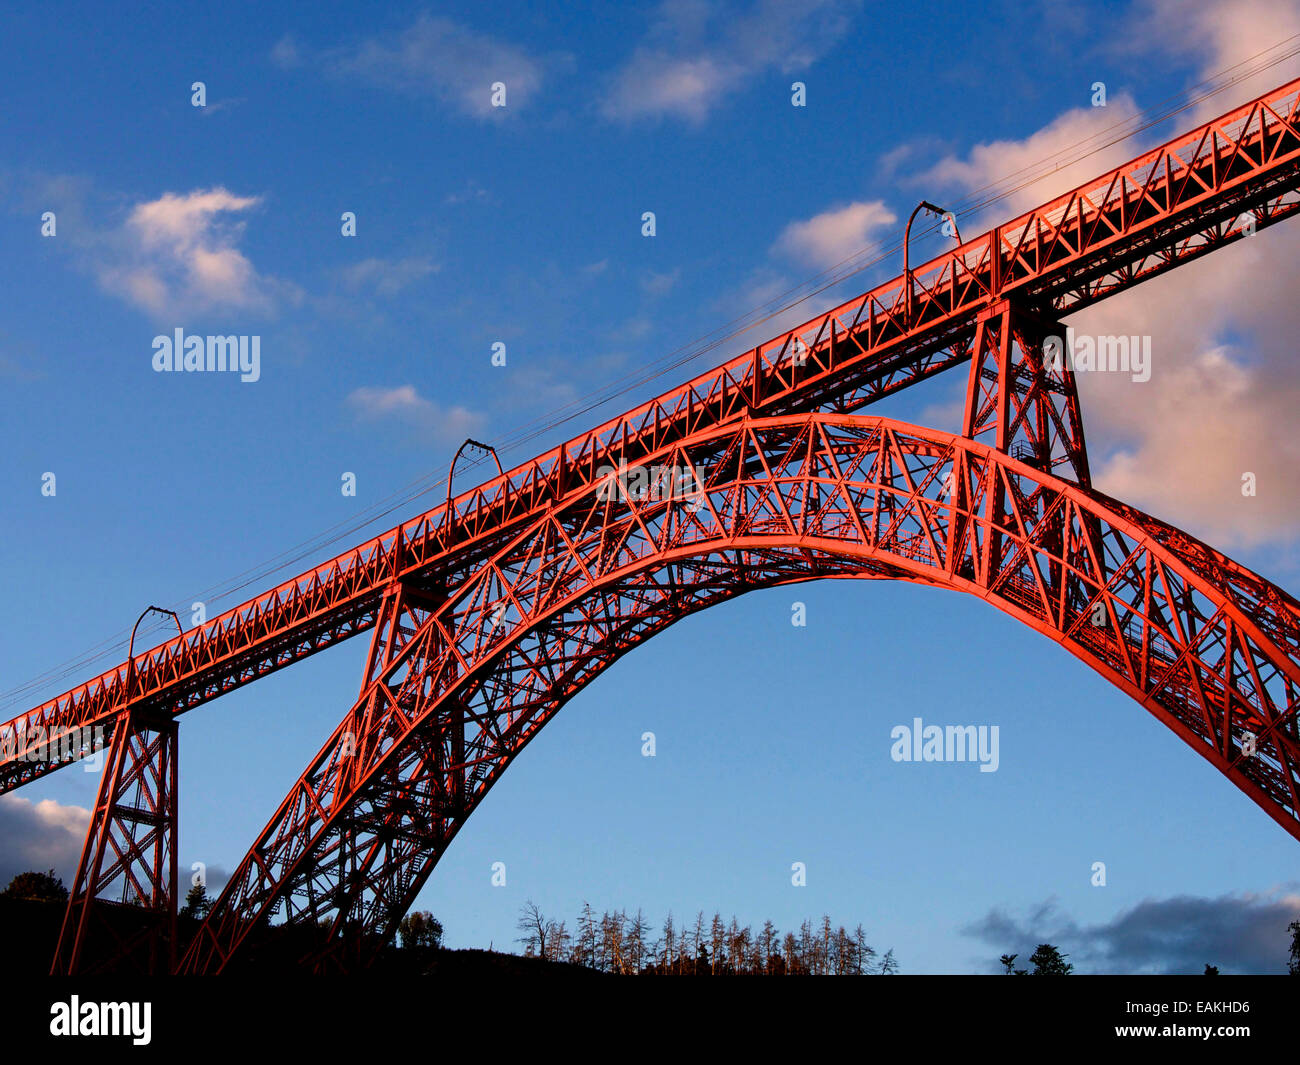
[1001,946,1072,974]
[516,903,891,974]
[180,883,211,920]
[398,910,443,951]
[1027,944,1073,975]
[1,869,68,902]
[516,900,563,960]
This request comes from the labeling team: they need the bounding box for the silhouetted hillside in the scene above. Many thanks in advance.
[0,897,599,976]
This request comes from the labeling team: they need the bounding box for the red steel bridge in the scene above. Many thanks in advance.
[4,77,1300,974]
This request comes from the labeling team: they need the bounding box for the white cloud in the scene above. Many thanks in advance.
[773,200,896,271]
[1129,0,1300,118]
[920,94,1143,221]
[1070,228,1300,549]
[640,267,681,297]
[270,34,302,69]
[602,0,857,123]
[347,385,485,443]
[605,55,732,124]
[325,15,544,118]
[703,199,895,359]
[339,256,439,298]
[0,794,90,887]
[909,8,1300,551]
[97,187,295,319]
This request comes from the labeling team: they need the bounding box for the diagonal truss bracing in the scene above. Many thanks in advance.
[179,413,1300,972]
[3,76,1299,797]
[2,76,1299,974]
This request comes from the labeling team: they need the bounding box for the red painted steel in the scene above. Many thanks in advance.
[50,708,178,974]
[0,76,1296,972]
[4,76,1297,798]
[179,412,1300,972]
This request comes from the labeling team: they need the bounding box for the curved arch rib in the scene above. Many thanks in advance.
[181,412,1300,973]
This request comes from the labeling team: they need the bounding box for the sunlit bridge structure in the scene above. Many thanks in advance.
[4,77,1300,974]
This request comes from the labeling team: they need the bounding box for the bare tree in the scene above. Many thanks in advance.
[854,924,876,975]
[783,931,800,974]
[627,909,649,973]
[519,902,890,976]
[602,910,627,973]
[760,920,778,974]
[548,919,571,962]
[516,900,549,959]
[575,901,597,968]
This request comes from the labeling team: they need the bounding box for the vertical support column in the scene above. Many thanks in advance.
[52,708,178,974]
[331,581,413,968]
[961,299,1090,484]
[315,577,443,973]
[313,584,464,974]
[953,300,1092,593]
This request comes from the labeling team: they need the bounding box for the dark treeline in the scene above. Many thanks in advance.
[515,901,898,975]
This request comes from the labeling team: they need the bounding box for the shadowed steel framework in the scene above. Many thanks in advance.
[3,76,1300,973]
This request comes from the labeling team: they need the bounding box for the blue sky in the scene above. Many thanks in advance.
[2,0,1300,973]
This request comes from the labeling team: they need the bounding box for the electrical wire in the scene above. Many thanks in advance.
[4,41,1298,713]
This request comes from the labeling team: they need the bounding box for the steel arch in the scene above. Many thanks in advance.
[9,74,1300,802]
[1,74,1294,975]
[181,412,1300,972]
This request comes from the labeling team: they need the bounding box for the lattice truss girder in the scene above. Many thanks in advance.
[3,76,1297,978]
[962,299,1091,486]
[177,413,1300,973]
[51,711,178,975]
[5,80,1300,801]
